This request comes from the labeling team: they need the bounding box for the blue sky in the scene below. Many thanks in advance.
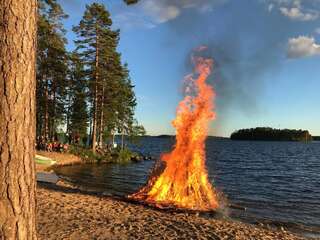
[59,0,320,137]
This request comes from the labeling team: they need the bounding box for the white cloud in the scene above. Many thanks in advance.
[268,4,274,12]
[113,12,156,30]
[266,0,319,21]
[287,36,320,58]
[280,7,318,21]
[112,0,226,29]
[142,1,180,23]
[141,0,226,24]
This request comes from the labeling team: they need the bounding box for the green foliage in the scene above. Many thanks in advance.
[231,127,313,142]
[36,1,145,147]
[69,145,138,164]
[73,3,120,147]
[36,0,69,139]
[69,145,104,163]
[68,52,89,139]
[126,121,146,144]
[116,148,133,164]
[73,3,144,147]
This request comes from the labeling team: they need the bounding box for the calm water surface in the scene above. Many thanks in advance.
[55,137,320,237]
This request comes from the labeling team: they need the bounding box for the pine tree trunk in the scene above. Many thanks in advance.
[92,32,99,153]
[52,88,56,140]
[121,128,124,150]
[44,78,49,141]
[0,0,38,239]
[36,109,41,137]
[99,85,104,147]
[88,118,92,147]
[66,93,71,140]
[92,78,98,153]
[112,133,115,147]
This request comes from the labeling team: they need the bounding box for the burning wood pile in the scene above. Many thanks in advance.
[129,47,220,212]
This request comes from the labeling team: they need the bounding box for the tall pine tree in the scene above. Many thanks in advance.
[74,3,120,152]
[37,0,68,141]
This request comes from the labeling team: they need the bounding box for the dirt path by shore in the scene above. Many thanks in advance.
[36,181,306,240]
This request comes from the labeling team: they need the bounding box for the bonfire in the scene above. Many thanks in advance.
[129,47,219,211]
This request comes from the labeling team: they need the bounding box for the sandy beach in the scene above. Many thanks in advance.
[34,152,308,240]
[36,182,306,240]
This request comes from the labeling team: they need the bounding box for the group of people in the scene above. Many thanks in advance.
[36,136,69,153]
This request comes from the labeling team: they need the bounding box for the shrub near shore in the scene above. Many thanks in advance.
[69,145,148,164]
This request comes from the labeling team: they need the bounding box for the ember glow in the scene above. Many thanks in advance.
[129,49,219,211]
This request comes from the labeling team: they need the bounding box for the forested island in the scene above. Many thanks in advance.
[313,136,320,141]
[230,127,313,142]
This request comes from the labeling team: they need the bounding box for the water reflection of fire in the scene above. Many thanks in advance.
[129,47,219,211]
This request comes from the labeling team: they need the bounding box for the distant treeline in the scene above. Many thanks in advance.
[313,136,320,141]
[155,135,228,140]
[230,127,312,142]
[156,135,174,138]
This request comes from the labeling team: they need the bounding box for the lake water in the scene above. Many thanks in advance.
[55,137,320,238]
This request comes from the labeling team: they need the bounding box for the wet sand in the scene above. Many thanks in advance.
[36,181,306,240]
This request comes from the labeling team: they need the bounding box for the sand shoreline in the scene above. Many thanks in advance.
[36,180,307,240]
[35,152,308,239]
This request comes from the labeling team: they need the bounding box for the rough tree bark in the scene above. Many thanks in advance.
[0,0,38,239]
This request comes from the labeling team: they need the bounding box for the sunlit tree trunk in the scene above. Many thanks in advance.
[44,78,49,140]
[51,85,57,140]
[99,85,104,147]
[0,0,38,239]
[92,31,99,153]
[92,74,98,152]
[66,93,71,142]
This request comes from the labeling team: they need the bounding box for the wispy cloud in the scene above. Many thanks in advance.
[266,0,319,21]
[113,11,156,30]
[268,4,274,12]
[142,1,180,23]
[280,6,318,21]
[111,1,156,31]
[287,36,320,58]
[112,0,227,30]
[141,0,227,23]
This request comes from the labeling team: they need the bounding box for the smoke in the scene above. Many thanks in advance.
[153,0,307,135]
[107,0,319,135]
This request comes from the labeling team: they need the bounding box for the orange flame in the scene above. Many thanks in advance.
[129,50,219,211]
